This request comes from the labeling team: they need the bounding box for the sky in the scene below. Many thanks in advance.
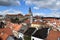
[0,0,60,17]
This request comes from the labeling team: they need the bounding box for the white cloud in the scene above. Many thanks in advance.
[0,0,20,6]
[1,9,60,17]
[24,0,60,10]
[33,13,46,17]
[33,11,60,17]
[0,9,23,16]
[33,7,39,10]
[49,12,60,17]
[24,0,60,17]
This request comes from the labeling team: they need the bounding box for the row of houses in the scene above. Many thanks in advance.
[0,14,60,32]
[0,8,60,30]
[0,8,60,40]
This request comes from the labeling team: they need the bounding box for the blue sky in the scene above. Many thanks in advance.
[0,0,60,17]
[0,0,52,14]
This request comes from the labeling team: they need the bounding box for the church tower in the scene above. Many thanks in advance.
[29,7,33,23]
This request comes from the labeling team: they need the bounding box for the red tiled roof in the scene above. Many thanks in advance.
[6,22,22,31]
[6,14,23,16]
[17,14,23,16]
[32,21,41,24]
[24,19,30,23]
[12,24,22,31]
[25,14,30,16]
[34,16,40,19]
[0,28,13,40]
[32,21,46,25]
[47,30,60,40]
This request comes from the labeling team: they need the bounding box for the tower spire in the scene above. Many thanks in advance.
[29,7,32,16]
[29,7,33,23]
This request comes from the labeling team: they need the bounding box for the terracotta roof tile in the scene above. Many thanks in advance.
[24,19,30,23]
[0,28,13,40]
[47,30,60,40]
[6,14,23,16]
[32,21,46,25]
[25,14,30,16]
